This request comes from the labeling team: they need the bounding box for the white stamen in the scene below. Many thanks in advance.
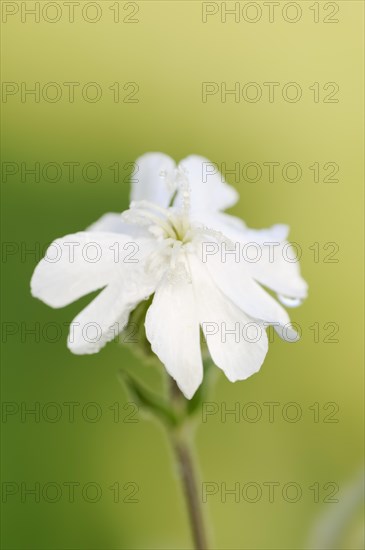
[122,205,177,240]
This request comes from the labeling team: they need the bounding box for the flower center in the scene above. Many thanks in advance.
[122,200,193,244]
[122,167,193,245]
[121,174,224,278]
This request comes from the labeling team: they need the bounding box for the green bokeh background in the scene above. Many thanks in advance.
[1,1,364,548]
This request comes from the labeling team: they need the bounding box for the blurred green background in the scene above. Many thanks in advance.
[1,1,364,548]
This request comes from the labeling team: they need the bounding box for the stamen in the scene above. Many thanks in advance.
[160,168,177,194]
[174,167,191,237]
[192,225,231,246]
[130,200,170,217]
[122,205,177,240]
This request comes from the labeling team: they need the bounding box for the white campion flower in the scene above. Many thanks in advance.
[31,153,308,399]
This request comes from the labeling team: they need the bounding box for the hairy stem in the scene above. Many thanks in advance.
[169,379,209,549]
[172,427,209,550]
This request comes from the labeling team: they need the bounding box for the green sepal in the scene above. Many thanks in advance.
[118,369,180,427]
[187,355,215,416]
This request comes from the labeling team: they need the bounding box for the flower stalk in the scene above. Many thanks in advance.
[169,376,210,549]
[119,367,213,549]
[171,424,209,550]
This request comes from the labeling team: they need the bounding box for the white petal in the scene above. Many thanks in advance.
[201,211,247,231]
[199,238,298,341]
[189,211,247,241]
[87,212,152,240]
[87,213,128,233]
[131,152,176,208]
[68,266,156,355]
[145,271,203,399]
[207,220,308,300]
[239,224,290,242]
[177,155,238,213]
[188,254,268,382]
[31,232,148,308]
[243,227,308,300]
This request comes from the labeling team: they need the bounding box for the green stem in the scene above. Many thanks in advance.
[171,425,209,550]
[169,380,210,550]
[118,365,213,549]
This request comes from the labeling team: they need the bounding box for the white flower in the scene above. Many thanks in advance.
[31,153,308,399]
